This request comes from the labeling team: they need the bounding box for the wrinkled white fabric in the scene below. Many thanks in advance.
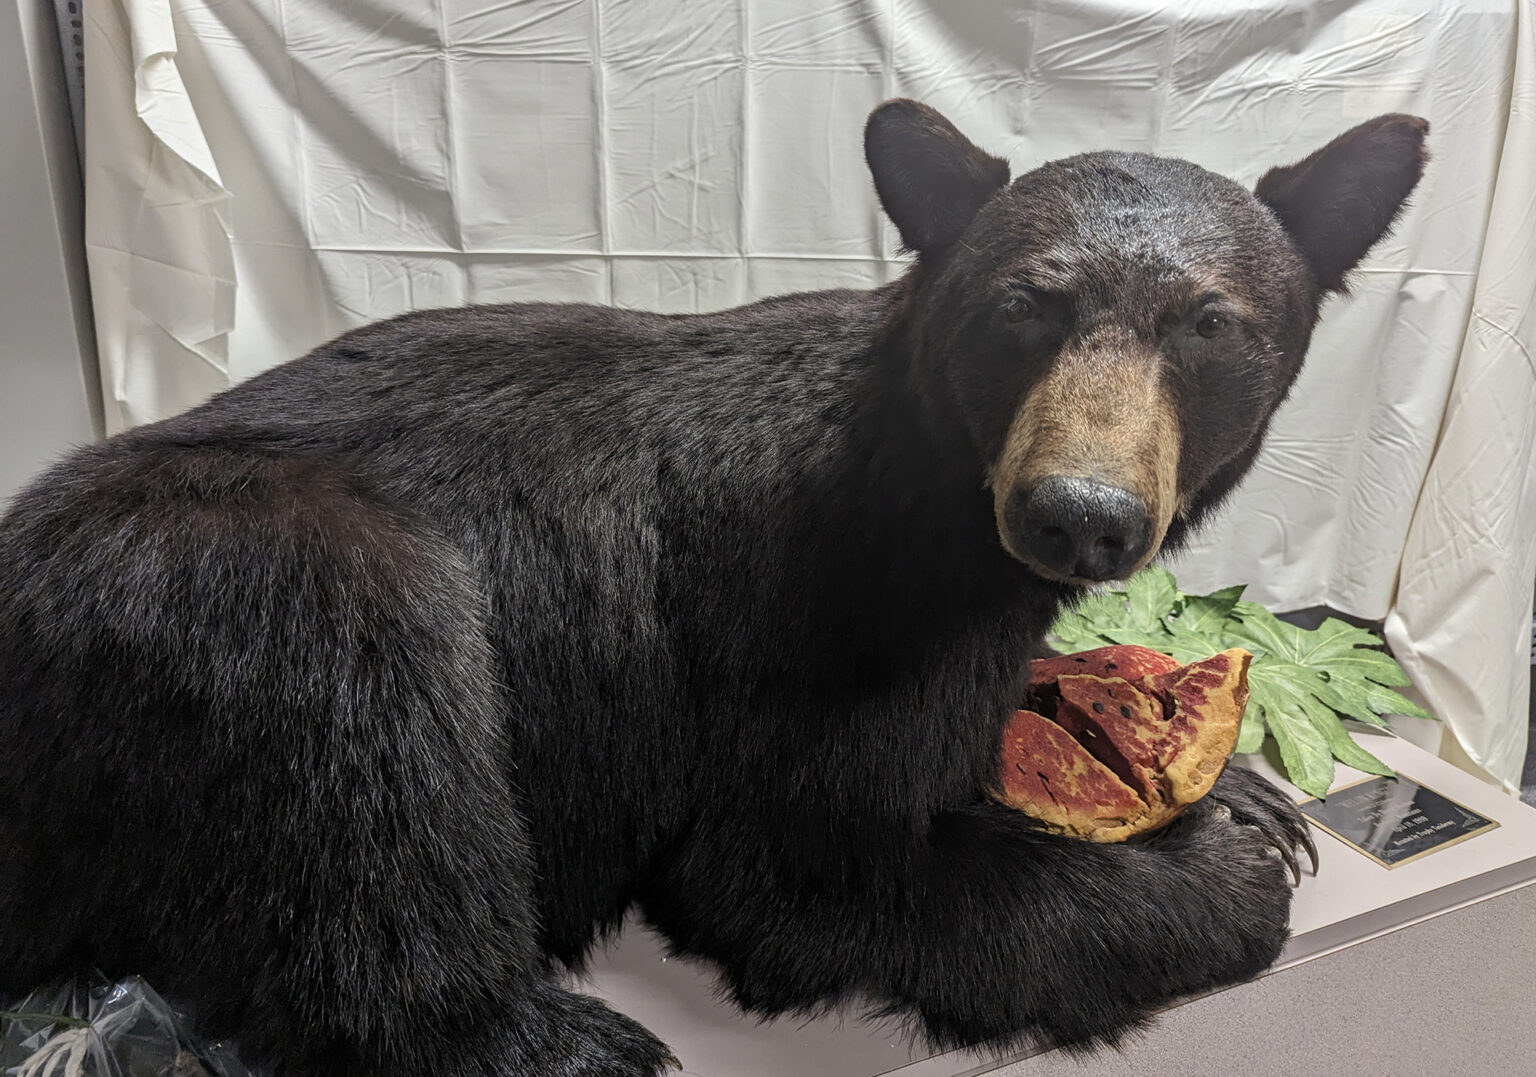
[83,0,1534,788]
[1381,0,1536,794]
[85,0,234,431]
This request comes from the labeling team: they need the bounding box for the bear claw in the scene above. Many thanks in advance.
[1208,767,1318,884]
[1264,843,1302,886]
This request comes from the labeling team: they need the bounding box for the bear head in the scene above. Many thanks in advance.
[865,100,1428,586]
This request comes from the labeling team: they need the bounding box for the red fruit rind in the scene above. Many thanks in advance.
[994,645,1252,842]
[998,711,1147,836]
[1028,644,1181,686]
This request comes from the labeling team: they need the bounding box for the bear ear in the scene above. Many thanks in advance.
[1255,115,1429,294]
[865,99,1011,258]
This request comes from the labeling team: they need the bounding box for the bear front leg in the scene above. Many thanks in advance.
[904,796,1298,1049]
[641,791,1301,1052]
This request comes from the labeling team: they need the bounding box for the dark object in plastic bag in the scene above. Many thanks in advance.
[0,976,258,1077]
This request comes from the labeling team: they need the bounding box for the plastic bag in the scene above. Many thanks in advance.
[0,976,259,1077]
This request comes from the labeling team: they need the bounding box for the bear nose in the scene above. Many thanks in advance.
[1012,477,1150,582]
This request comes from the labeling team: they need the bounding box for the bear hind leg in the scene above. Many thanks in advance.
[0,468,672,1075]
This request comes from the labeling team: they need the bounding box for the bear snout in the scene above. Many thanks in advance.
[1007,476,1151,583]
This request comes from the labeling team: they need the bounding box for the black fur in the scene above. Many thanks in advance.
[0,104,1426,1072]
[867,100,1013,255]
[1256,114,1430,295]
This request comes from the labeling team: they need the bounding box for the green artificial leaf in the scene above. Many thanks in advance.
[1261,672,1394,778]
[1235,704,1266,754]
[1067,588,1129,624]
[1049,588,1128,650]
[1303,619,1414,688]
[1169,584,1245,636]
[1099,626,1183,652]
[1252,668,1337,798]
[1158,585,1245,662]
[1042,568,1431,798]
[1226,602,1436,794]
[1148,628,1227,665]
[1123,565,1179,633]
[1307,673,1393,728]
[1163,638,1230,665]
[1361,683,1436,722]
[1224,599,1294,656]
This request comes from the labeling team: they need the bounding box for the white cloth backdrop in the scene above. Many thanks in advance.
[83,0,1536,789]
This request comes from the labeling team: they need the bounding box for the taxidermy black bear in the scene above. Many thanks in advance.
[0,100,1426,1074]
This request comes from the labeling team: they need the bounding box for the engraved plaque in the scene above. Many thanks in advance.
[1299,774,1498,869]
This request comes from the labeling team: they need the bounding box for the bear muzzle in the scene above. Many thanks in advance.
[986,346,1181,583]
[1007,477,1152,582]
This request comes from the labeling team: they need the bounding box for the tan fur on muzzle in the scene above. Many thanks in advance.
[988,344,1181,578]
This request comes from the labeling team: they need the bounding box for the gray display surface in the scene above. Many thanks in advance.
[984,882,1536,1077]
[576,736,1536,1075]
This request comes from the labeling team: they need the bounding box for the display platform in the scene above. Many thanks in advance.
[574,735,1536,1076]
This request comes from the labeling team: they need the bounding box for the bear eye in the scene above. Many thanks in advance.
[1003,294,1040,324]
[1195,313,1229,339]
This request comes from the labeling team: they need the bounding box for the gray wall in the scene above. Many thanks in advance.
[0,0,101,505]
